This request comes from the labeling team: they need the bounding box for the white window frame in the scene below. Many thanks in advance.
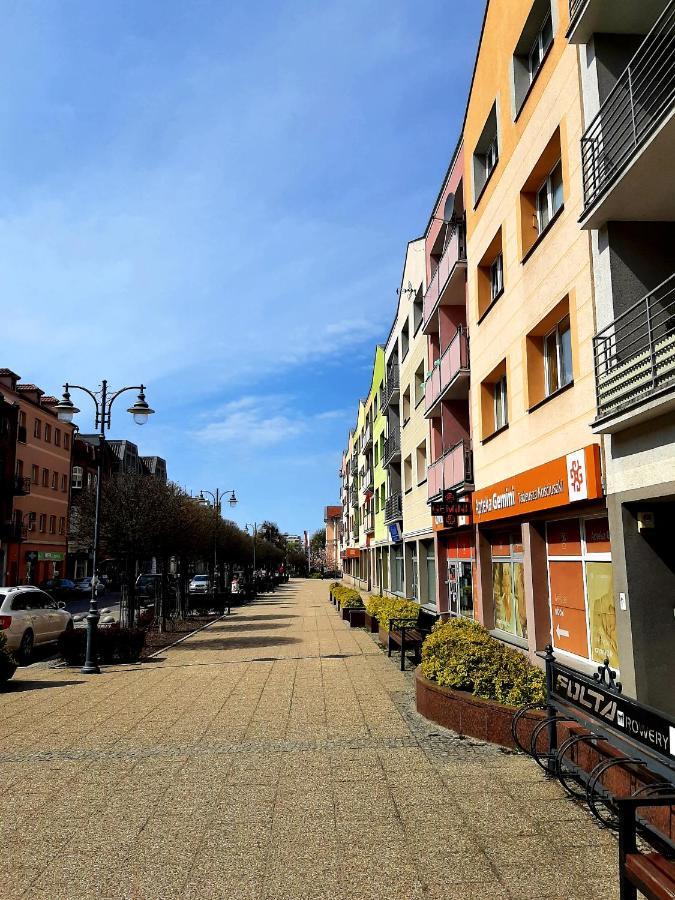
[485,135,498,179]
[490,253,504,301]
[544,315,573,396]
[71,466,83,489]
[528,13,553,83]
[536,159,563,234]
[493,375,508,430]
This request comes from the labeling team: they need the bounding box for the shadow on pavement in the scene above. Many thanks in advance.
[2,678,85,693]
[220,622,289,632]
[170,634,301,650]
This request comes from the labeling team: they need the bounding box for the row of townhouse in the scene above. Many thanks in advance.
[338,0,675,715]
[0,368,167,586]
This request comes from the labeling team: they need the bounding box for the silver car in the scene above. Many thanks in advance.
[0,586,73,662]
[188,575,211,594]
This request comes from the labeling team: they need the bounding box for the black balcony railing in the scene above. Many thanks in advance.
[568,0,587,26]
[383,366,400,408]
[350,455,358,476]
[350,485,359,507]
[594,273,675,420]
[1,475,31,496]
[384,492,403,523]
[383,430,401,465]
[580,2,675,211]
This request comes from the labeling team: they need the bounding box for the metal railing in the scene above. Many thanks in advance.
[568,0,587,27]
[350,485,359,507]
[0,521,26,542]
[361,423,372,450]
[424,327,470,415]
[383,430,401,465]
[350,455,358,476]
[423,222,467,326]
[427,440,474,501]
[382,366,400,408]
[581,2,675,211]
[1,475,31,496]
[384,492,403,523]
[361,469,374,492]
[594,273,675,419]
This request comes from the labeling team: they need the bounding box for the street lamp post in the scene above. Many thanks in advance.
[198,489,237,597]
[54,380,155,674]
[245,523,257,593]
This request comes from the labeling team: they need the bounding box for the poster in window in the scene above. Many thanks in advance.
[586,561,618,667]
[459,561,474,618]
[549,560,588,658]
[493,562,513,634]
[513,561,527,639]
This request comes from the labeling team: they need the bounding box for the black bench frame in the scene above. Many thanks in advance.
[387,617,432,671]
[618,794,675,900]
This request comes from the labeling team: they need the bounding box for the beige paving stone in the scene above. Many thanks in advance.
[0,579,620,900]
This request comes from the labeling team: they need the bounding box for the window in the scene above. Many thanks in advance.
[425,543,436,607]
[413,289,423,333]
[528,13,553,82]
[414,362,425,406]
[491,532,527,639]
[28,512,36,531]
[72,466,83,489]
[16,459,23,477]
[536,160,563,233]
[416,441,427,484]
[494,376,508,431]
[392,546,404,594]
[473,102,499,202]
[44,423,51,443]
[490,254,504,302]
[42,468,49,487]
[404,455,413,493]
[39,514,46,533]
[544,315,573,395]
[64,433,70,450]
[34,418,41,439]
[402,387,411,425]
[54,428,61,447]
[61,474,67,492]
[31,464,39,483]
[49,515,56,534]
[17,411,26,443]
[51,471,58,490]
[401,320,410,359]
[58,517,65,535]
[410,545,419,601]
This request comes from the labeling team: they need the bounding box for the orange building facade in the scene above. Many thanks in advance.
[0,370,75,586]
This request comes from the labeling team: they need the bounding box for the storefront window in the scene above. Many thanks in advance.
[459,561,474,618]
[410,545,418,600]
[392,546,404,593]
[491,532,527,639]
[547,517,617,667]
[425,545,436,607]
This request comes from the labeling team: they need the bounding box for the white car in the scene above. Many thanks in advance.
[0,586,73,662]
[188,575,211,594]
[75,577,106,597]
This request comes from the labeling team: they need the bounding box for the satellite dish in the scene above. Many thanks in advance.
[442,192,455,223]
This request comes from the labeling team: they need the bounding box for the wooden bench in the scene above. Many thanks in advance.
[618,795,675,900]
[387,617,431,671]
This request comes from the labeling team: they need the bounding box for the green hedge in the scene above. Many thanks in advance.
[330,585,363,608]
[365,594,419,631]
[421,617,545,707]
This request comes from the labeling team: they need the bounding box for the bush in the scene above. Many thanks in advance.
[421,617,546,707]
[367,595,419,631]
[309,572,323,579]
[58,626,147,666]
[0,631,16,685]
[331,586,363,608]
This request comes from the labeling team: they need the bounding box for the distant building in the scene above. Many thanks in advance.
[283,534,302,549]
[323,506,342,571]
[140,456,167,482]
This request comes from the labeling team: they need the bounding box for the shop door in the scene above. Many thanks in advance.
[447,560,459,616]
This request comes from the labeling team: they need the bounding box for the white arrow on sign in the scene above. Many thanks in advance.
[556,624,570,639]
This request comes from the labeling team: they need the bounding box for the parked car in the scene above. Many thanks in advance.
[188,575,211,594]
[39,578,78,597]
[135,573,177,603]
[74,577,106,597]
[0,585,73,662]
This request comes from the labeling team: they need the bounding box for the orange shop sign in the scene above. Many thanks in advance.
[472,446,602,524]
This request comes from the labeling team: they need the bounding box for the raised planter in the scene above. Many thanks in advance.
[415,668,546,751]
[364,612,378,634]
[378,625,390,647]
[347,608,365,628]
[341,607,351,622]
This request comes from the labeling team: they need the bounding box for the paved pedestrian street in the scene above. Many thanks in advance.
[0,580,621,900]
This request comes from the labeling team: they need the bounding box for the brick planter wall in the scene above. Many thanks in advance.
[415,668,546,751]
[378,626,389,648]
[364,612,378,634]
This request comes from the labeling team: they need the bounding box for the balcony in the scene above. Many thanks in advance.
[350,455,358,477]
[384,492,403,523]
[351,519,360,541]
[363,509,375,534]
[567,0,668,45]
[593,273,675,431]
[383,430,401,467]
[382,365,400,409]
[427,440,474,501]
[580,3,675,228]
[423,223,467,334]
[361,468,374,494]
[350,485,359,507]
[424,328,470,418]
[0,521,26,542]
[361,423,373,451]
[1,475,31,497]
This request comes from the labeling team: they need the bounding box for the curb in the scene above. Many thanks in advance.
[145,613,230,659]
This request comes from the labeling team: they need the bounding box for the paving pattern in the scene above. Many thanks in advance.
[0,580,621,899]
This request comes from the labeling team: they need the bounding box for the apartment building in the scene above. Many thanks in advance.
[465,0,609,674]
[0,370,75,586]
[570,0,675,712]
[323,505,341,571]
[422,143,474,618]
[0,392,19,582]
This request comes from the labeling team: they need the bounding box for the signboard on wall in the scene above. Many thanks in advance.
[472,445,603,524]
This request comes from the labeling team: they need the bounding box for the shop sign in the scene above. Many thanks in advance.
[473,445,602,524]
[38,551,65,562]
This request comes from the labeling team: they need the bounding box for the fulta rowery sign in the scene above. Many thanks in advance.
[472,445,603,524]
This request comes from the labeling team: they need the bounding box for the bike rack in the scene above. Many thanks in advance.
[529,714,576,774]
[555,731,609,801]
[586,756,644,829]
[511,701,546,755]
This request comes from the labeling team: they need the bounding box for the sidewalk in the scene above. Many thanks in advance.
[0,579,620,899]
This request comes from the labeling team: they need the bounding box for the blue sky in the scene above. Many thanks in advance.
[3,0,484,535]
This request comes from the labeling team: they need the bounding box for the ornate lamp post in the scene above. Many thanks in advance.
[198,489,237,594]
[54,380,155,674]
